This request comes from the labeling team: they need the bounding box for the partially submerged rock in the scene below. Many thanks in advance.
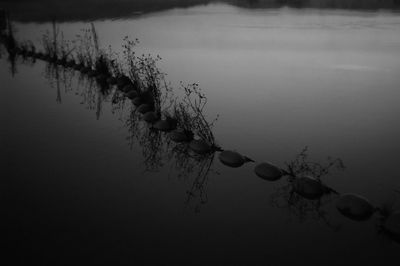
[106,76,117,85]
[132,97,143,107]
[254,162,283,181]
[66,60,76,68]
[87,70,98,77]
[35,52,44,59]
[189,140,212,155]
[96,74,108,82]
[116,75,131,88]
[336,194,375,221]
[142,112,159,123]
[137,104,153,114]
[125,90,138,99]
[122,84,135,93]
[56,59,65,65]
[292,176,326,200]
[74,63,84,71]
[81,67,91,74]
[219,150,248,168]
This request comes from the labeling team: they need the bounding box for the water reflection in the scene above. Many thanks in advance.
[0,12,17,76]
[1,16,400,248]
[0,41,346,219]
[268,146,344,229]
[271,182,340,229]
[35,52,219,213]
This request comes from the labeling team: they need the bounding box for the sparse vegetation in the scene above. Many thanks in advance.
[284,146,345,180]
[173,82,219,147]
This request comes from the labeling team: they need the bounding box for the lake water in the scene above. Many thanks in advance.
[2,3,400,265]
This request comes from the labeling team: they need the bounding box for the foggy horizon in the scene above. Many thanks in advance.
[1,0,400,22]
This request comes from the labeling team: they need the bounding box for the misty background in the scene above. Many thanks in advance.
[1,0,400,22]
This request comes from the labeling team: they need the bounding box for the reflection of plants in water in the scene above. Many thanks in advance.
[44,63,62,103]
[271,183,340,230]
[0,12,17,76]
[5,48,17,76]
[122,99,168,172]
[375,193,400,244]
[270,147,345,227]
[111,90,129,118]
[2,11,16,53]
[44,61,76,103]
[0,41,4,58]
[139,127,165,171]
[184,154,216,213]
[166,143,217,213]
[124,106,141,148]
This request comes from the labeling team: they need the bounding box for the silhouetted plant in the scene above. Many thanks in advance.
[75,26,97,67]
[284,146,345,180]
[122,36,140,80]
[58,32,74,63]
[174,82,219,147]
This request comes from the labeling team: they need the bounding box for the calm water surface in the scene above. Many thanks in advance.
[2,4,400,265]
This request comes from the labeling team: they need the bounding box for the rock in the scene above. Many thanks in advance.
[137,104,153,114]
[293,176,325,200]
[142,112,159,123]
[106,77,117,85]
[169,130,193,143]
[66,60,76,68]
[122,84,135,93]
[219,150,246,168]
[88,70,98,77]
[189,140,212,155]
[254,162,283,181]
[116,75,131,88]
[154,120,172,132]
[336,194,375,221]
[132,97,143,107]
[125,90,138,99]
[166,117,177,130]
[74,64,84,71]
[36,53,45,60]
[96,74,108,82]
[34,52,43,59]
[81,67,91,74]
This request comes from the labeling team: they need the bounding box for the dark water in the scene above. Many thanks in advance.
[2,3,400,265]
